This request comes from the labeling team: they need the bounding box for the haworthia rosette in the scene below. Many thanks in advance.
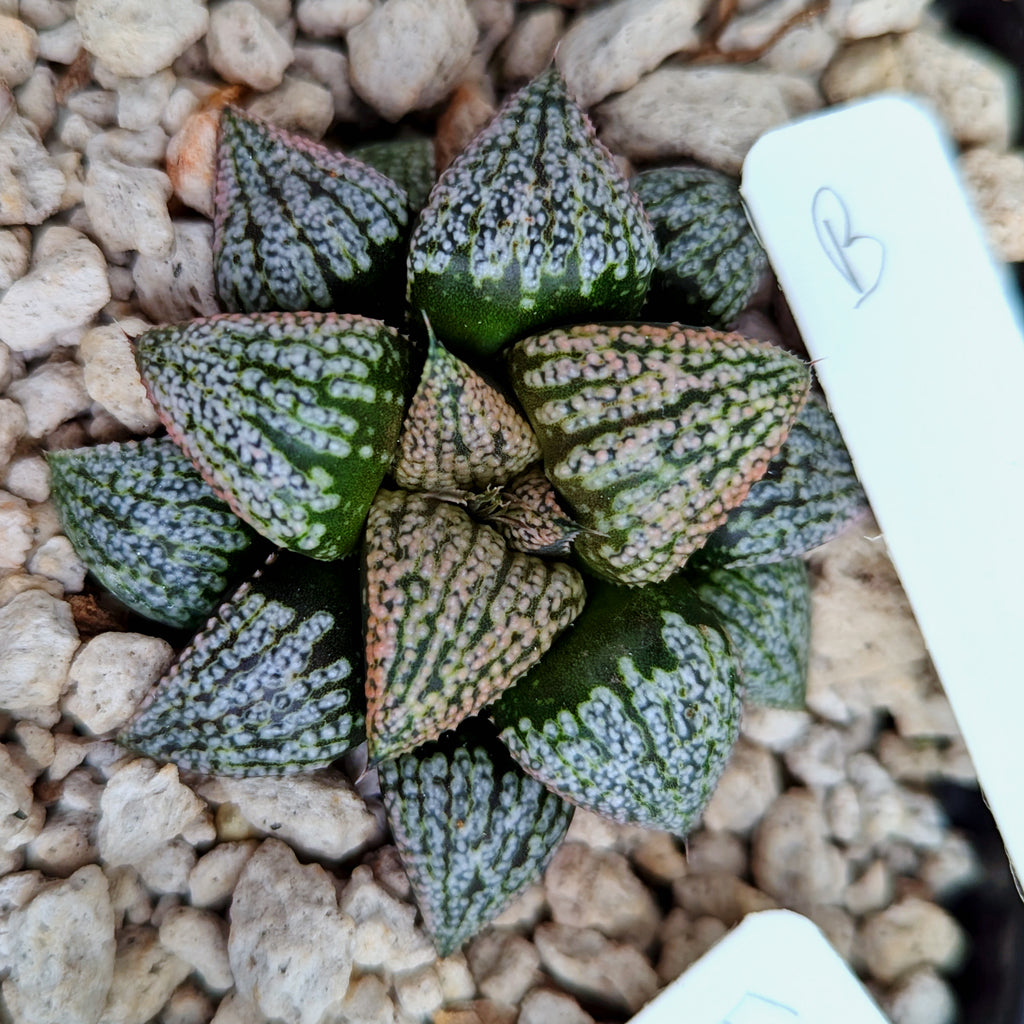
[695,391,870,568]
[492,575,742,835]
[393,326,540,492]
[135,311,413,560]
[691,557,810,710]
[407,66,656,357]
[379,717,572,955]
[362,489,586,762]
[508,322,811,585]
[634,166,769,327]
[214,106,409,318]
[120,552,365,775]
[48,437,259,629]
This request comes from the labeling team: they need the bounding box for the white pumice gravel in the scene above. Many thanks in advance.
[0,2,1019,1022]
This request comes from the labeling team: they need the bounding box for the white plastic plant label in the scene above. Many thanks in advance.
[628,910,889,1023]
[740,95,1024,879]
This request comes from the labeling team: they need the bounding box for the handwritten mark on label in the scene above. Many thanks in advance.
[812,187,885,307]
[721,992,801,1023]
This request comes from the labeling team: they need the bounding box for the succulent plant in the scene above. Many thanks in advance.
[51,67,867,955]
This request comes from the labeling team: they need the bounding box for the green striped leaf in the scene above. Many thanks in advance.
[468,464,582,556]
[214,107,409,318]
[135,311,413,561]
[48,437,259,629]
[348,136,436,216]
[691,558,810,710]
[491,575,741,835]
[407,66,655,358]
[120,551,365,775]
[634,166,769,327]
[363,489,586,762]
[393,324,540,492]
[379,716,572,956]
[695,391,869,568]
[508,323,811,585]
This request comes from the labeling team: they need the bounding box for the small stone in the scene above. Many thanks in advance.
[247,76,335,138]
[0,16,38,88]
[0,870,44,962]
[466,930,541,1006]
[0,743,34,848]
[435,1001,515,1024]
[23,807,98,876]
[136,838,197,896]
[291,42,364,123]
[5,456,50,503]
[2,865,116,1024]
[0,227,31,290]
[347,0,477,122]
[46,734,90,783]
[752,789,848,909]
[17,0,69,30]
[960,147,1024,263]
[35,18,82,64]
[207,1,294,92]
[597,65,820,175]
[80,320,161,434]
[395,964,445,1022]
[9,360,90,436]
[533,923,659,1015]
[0,588,78,713]
[67,89,118,126]
[27,536,86,592]
[188,840,259,909]
[543,843,660,949]
[11,721,55,776]
[0,490,33,570]
[0,226,110,352]
[437,952,476,1003]
[784,723,850,789]
[919,832,982,900]
[366,844,412,902]
[229,839,355,1024]
[0,112,66,226]
[844,859,893,917]
[683,829,748,877]
[161,982,216,1024]
[490,882,546,930]
[831,0,931,40]
[84,156,174,258]
[825,781,862,844]
[159,905,234,992]
[103,924,192,1024]
[880,966,958,1024]
[656,909,728,984]
[876,731,976,786]
[500,5,565,84]
[701,739,782,834]
[741,705,812,751]
[556,0,705,108]
[197,771,380,862]
[630,829,688,885]
[337,974,395,1024]
[519,988,595,1024]
[16,67,57,137]
[117,70,176,132]
[97,760,208,867]
[106,865,152,928]
[77,0,209,77]
[672,873,776,925]
[338,865,435,974]
[857,897,966,983]
[296,0,374,36]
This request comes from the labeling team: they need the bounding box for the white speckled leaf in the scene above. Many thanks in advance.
[492,575,742,835]
[48,437,259,629]
[379,717,572,956]
[121,551,365,776]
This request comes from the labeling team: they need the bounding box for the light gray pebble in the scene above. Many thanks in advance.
[2,454,49,505]
[27,536,86,592]
[24,806,98,877]
[159,905,234,993]
[348,0,477,122]
[103,924,192,1024]
[0,743,34,848]
[58,110,102,151]
[188,841,260,910]
[501,4,565,85]
[296,0,375,36]
[702,738,781,835]
[683,828,748,878]
[247,76,335,138]
[291,42,365,123]
[135,838,198,897]
[880,965,958,1024]
[656,909,728,984]
[229,839,355,1024]
[0,869,45,962]
[67,89,118,126]
[673,872,776,925]
[10,721,54,776]
[207,0,294,92]
[0,109,65,227]
[77,0,209,78]
[0,226,110,352]
[84,157,175,258]
[19,0,73,30]
[0,15,39,87]
[824,781,862,844]
[597,65,821,175]
[8,360,91,437]
[556,0,705,108]
[830,0,931,40]
[920,831,982,900]
[209,992,271,1024]
[394,964,445,1022]
[844,859,893,917]
[107,864,154,928]
[160,982,216,1024]
[1,865,116,1024]
[117,71,176,132]
[784,723,850,789]
[857,897,965,984]
[15,67,57,137]
[519,988,595,1024]
[467,930,541,1007]
[80,319,161,434]
[0,227,30,293]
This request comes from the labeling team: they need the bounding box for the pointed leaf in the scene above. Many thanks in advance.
[491,575,742,835]
[508,322,811,585]
[363,489,586,761]
[135,311,413,560]
[394,326,540,491]
[48,437,260,629]
[634,166,769,327]
[120,552,366,775]
[379,717,572,956]
[469,464,582,556]
[691,558,810,710]
[408,66,656,357]
[348,136,437,215]
[214,107,409,317]
[695,391,870,568]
